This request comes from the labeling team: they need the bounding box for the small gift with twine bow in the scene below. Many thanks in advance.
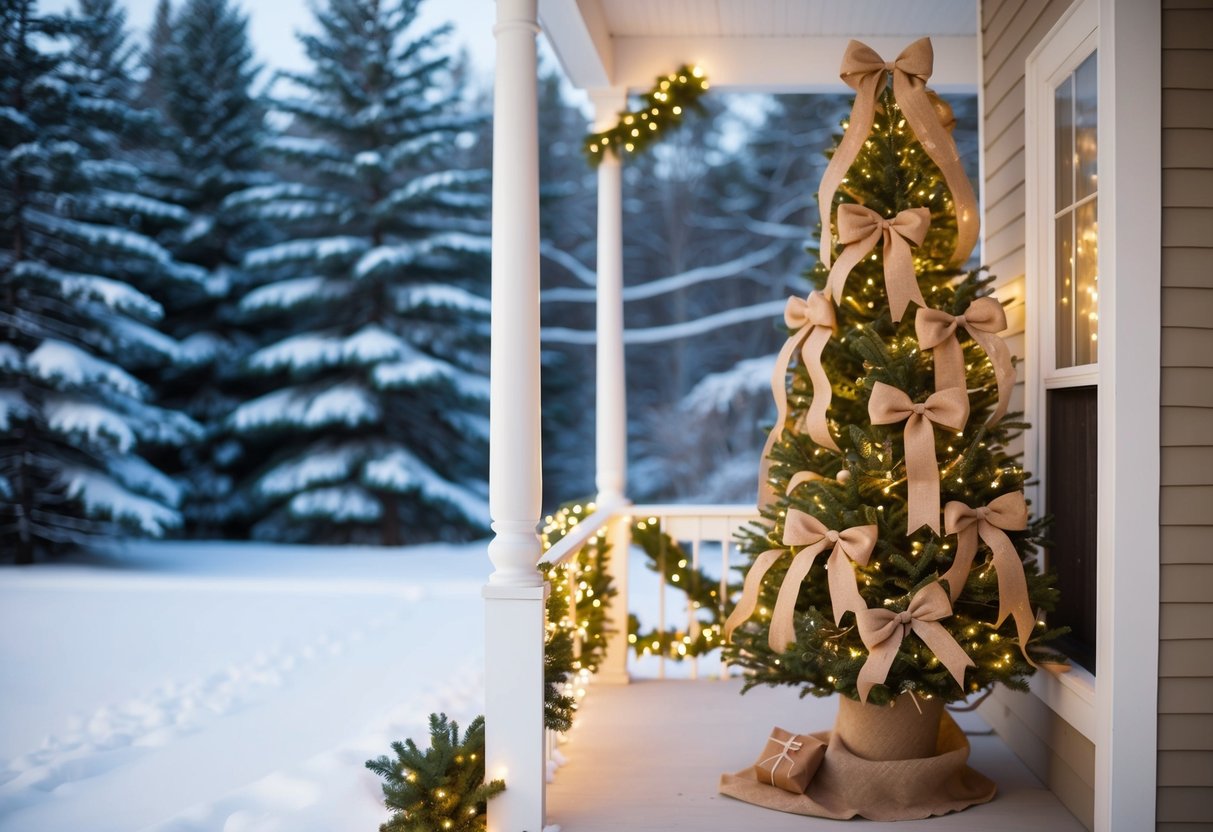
[752,727,827,794]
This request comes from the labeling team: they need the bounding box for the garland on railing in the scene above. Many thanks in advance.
[539,500,616,731]
[539,500,741,671]
[628,519,741,662]
[584,64,710,164]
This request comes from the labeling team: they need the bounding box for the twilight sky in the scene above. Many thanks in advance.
[43,0,502,81]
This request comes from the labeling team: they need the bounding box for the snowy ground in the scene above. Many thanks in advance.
[0,541,489,832]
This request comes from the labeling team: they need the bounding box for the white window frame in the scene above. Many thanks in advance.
[1023,0,1159,829]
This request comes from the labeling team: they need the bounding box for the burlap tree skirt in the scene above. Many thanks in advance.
[719,693,996,821]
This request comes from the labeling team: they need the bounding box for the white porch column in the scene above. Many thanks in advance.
[590,89,632,685]
[485,1,545,831]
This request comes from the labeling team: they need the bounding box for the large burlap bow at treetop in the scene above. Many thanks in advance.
[939,492,1038,666]
[756,291,838,511]
[724,510,877,650]
[818,38,979,271]
[916,297,1016,426]
[868,382,968,535]
[856,582,974,703]
[825,204,930,323]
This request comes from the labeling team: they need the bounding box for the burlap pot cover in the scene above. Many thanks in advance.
[719,694,996,821]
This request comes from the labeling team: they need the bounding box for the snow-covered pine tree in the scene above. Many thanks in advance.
[225,0,490,544]
[138,0,173,110]
[0,0,201,564]
[147,0,273,537]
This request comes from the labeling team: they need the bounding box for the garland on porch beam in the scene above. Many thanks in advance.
[584,64,710,164]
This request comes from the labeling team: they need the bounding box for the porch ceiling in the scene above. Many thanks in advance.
[537,0,979,93]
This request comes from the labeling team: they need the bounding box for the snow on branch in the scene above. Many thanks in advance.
[59,467,181,536]
[0,389,31,431]
[363,449,490,527]
[372,351,489,401]
[223,181,332,208]
[46,398,136,453]
[541,241,785,303]
[394,283,489,315]
[29,340,146,398]
[681,354,777,415]
[289,485,381,523]
[258,444,357,498]
[95,190,190,224]
[244,236,369,271]
[542,299,787,346]
[382,169,489,210]
[540,242,596,286]
[231,383,380,432]
[25,209,171,265]
[241,276,351,314]
[248,326,407,374]
[0,344,21,371]
[108,454,184,507]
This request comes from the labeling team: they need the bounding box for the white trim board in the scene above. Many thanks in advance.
[1022,0,1160,830]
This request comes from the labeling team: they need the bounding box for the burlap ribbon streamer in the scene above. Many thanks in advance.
[818,38,978,270]
[825,204,930,323]
[940,492,1037,666]
[724,510,877,647]
[868,382,968,534]
[855,582,974,703]
[757,292,838,511]
[916,297,1015,426]
[769,511,878,650]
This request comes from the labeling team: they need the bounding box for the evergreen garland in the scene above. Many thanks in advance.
[584,64,709,164]
[365,713,504,832]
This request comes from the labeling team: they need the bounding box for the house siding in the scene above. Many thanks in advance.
[1159,0,1213,827]
[975,0,1095,829]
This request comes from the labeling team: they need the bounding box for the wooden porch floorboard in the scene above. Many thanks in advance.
[546,679,1085,831]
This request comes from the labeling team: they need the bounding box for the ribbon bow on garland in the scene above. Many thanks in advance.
[585,64,710,164]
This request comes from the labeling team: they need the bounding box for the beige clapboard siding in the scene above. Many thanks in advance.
[1162,526,1213,564]
[1160,2,1213,824]
[978,2,1095,829]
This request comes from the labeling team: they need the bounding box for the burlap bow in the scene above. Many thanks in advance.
[916,297,1015,426]
[757,291,838,510]
[856,582,974,703]
[769,510,878,651]
[825,204,930,323]
[724,511,877,648]
[940,492,1037,666]
[868,382,968,535]
[818,38,978,271]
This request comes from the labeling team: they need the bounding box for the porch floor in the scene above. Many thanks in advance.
[546,678,1085,832]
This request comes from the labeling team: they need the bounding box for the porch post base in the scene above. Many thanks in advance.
[484,583,548,832]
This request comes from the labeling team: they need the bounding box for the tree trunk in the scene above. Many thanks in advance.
[379,491,401,546]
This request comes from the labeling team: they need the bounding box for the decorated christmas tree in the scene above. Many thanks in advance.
[719,39,1064,820]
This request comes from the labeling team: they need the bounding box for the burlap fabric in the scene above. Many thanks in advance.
[719,694,995,821]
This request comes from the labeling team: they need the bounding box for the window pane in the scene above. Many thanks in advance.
[1074,51,1098,201]
[1055,74,1074,210]
[1046,386,1098,672]
[1075,197,1098,365]
[1056,212,1075,368]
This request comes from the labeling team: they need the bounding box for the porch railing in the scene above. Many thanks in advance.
[537,502,760,783]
